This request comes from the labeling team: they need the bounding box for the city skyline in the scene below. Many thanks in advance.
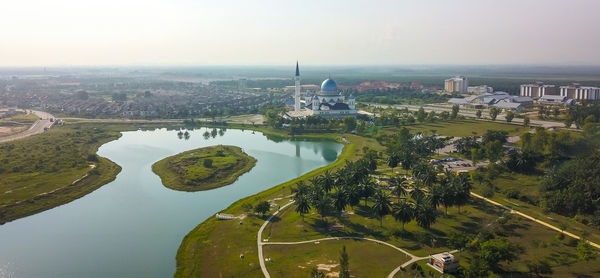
[1,0,599,66]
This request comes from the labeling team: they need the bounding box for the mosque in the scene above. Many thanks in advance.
[287,62,357,119]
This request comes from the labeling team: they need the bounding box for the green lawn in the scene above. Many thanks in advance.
[0,112,39,124]
[265,197,504,257]
[473,172,600,245]
[263,239,410,278]
[152,145,256,191]
[394,119,528,137]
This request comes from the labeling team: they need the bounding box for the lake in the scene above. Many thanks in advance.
[0,128,343,277]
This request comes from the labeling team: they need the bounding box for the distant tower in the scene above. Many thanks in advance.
[294,61,301,112]
[349,94,356,110]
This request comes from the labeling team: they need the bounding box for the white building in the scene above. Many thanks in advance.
[287,62,356,119]
[467,85,493,94]
[520,82,558,98]
[448,92,533,111]
[560,83,600,101]
[444,76,468,93]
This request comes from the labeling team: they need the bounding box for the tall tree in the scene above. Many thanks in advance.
[415,203,437,229]
[387,153,400,172]
[339,246,350,278]
[505,110,515,123]
[332,189,348,212]
[360,180,375,206]
[294,194,311,222]
[372,190,391,226]
[392,200,414,230]
[390,176,407,202]
[451,104,460,119]
[489,107,500,121]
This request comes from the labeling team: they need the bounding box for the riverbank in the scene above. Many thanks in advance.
[0,122,183,224]
[152,145,257,191]
[174,134,379,277]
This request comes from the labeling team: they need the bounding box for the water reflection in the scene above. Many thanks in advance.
[0,128,342,278]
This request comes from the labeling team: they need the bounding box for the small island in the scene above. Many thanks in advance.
[152,145,257,192]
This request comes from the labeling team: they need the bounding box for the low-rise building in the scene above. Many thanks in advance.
[467,85,493,94]
[428,252,459,273]
[538,95,575,106]
[448,92,533,111]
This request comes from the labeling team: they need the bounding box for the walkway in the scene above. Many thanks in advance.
[256,200,443,278]
[470,192,600,249]
[0,109,55,143]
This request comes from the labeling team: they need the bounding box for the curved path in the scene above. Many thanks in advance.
[257,200,442,278]
[0,109,55,143]
[470,192,600,249]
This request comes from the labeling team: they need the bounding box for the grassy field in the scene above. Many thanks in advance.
[0,112,39,124]
[396,212,600,278]
[174,134,380,277]
[387,119,528,137]
[265,196,504,257]
[0,122,177,224]
[263,239,410,278]
[472,172,600,245]
[152,145,257,191]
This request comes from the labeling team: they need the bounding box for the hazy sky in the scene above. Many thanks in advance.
[1,0,599,66]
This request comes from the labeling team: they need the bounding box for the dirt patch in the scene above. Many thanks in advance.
[0,125,28,137]
[317,263,339,272]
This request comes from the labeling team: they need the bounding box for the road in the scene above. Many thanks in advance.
[368,103,570,129]
[0,109,55,144]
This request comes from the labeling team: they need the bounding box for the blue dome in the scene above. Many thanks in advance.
[321,78,338,92]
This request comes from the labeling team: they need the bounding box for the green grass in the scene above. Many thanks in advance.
[472,172,600,245]
[389,119,528,137]
[265,197,504,257]
[152,145,257,191]
[0,112,39,124]
[263,239,410,278]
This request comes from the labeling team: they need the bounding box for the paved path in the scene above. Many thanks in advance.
[470,192,600,249]
[0,109,55,143]
[257,201,295,278]
[256,200,452,278]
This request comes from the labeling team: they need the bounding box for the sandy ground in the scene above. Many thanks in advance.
[0,125,28,137]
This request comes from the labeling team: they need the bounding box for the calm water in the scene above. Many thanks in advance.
[0,128,342,278]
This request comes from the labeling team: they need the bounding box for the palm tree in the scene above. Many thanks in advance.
[410,184,426,203]
[333,189,348,212]
[309,176,323,191]
[387,153,400,172]
[346,184,361,209]
[371,190,391,227]
[313,194,331,220]
[392,200,414,231]
[321,170,334,192]
[390,177,407,202]
[293,181,310,197]
[360,180,375,206]
[415,203,437,229]
[294,194,311,222]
